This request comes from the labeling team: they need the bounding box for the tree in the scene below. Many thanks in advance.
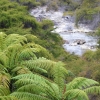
[11,74,100,100]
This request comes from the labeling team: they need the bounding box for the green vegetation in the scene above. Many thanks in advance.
[0,0,72,61]
[75,0,100,26]
[0,32,100,100]
[12,0,40,9]
[0,0,100,100]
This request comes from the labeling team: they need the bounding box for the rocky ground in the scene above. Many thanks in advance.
[30,6,98,56]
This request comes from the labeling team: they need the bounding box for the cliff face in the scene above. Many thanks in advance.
[89,13,100,29]
[71,0,83,4]
[74,0,100,30]
[78,13,100,30]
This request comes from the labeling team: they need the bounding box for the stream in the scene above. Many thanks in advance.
[30,6,98,56]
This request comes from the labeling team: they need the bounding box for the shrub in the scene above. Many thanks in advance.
[46,1,58,11]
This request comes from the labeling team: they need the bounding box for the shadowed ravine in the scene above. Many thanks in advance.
[30,6,98,56]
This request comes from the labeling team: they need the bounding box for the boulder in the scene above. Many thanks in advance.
[74,39,86,45]
[65,40,69,44]
[67,26,72,31]
[70,42,77,46]
[64,40,69,44]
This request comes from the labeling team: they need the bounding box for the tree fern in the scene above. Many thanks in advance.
[51,62,69,94]
[25,43,52,59]
[5,44,22,69]
[13,78,47,89]
[0,52,9,68]
[0,85,10,96]
[22,57,55,70]
[5,34,27,46]
[0,96,18,100]
[12,73,60,100]
[64,89,89,100]
[17,48,37,61]
[13,79,36,88]
[66,77,99,90]
[0,72,10,88]
[25,34,38,43]
[17,84,46,95]
[44,81,60,100]
[17,80,60,100]
[10,92,51,100]
[21,57,56,74]
[0,64,7,72]
[12,73,49,83]
[0,32,100,100]
[0,32,7,51]
[84,86,100,94]
[12,66,31,75]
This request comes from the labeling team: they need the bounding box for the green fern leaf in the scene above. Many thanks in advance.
[0,72,10,88]
[12,66,31,75]
[11,92,51,100]
[0,96,18,100]
[17,84,46,95]
[66,77,99,90]
[18,48,37,61]
[0,32,7,51]
[5,34,27,46]
[84,86,100,94]
[52,62,68,94]
[64,89,89,100]
[0,85,10,96]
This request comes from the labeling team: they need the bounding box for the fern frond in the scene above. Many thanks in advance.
[0,32,7,51]
[66,77,99,90]
[0,96,18,100]
[17,84,46,95]
[25,34,38,43]
[12,73,45,80]
[0,85,10,96]
[22,58,56,74]
[52,62,68,93]
[14,79,36,88]
[14,78,47,90]
[5,44,22,68]
[12,66,31,75]
[44,81,60,100]
[18,48,37,61]
[0,52,9,68]
[12,73,60,99]
[0,64,8,72]
[26,43,52,59]
[13,77,59,99]
[6,47,20,68]
[64,89,89,100]
[10,92,51,100]
[12,73,50,85]
[5,34,27,46]
[84,86,100,94]
[21,60,51,74]
[0,72,10,88]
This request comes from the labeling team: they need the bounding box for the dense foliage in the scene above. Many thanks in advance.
[75,0,100,26]
[0,0,100,100]
[0,0,75,61]
[0,32,100,100]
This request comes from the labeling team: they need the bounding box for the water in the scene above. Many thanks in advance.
[30,6,98,56]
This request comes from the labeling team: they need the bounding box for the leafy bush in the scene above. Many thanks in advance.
[75,0,100,26]
[46,1,58,11]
